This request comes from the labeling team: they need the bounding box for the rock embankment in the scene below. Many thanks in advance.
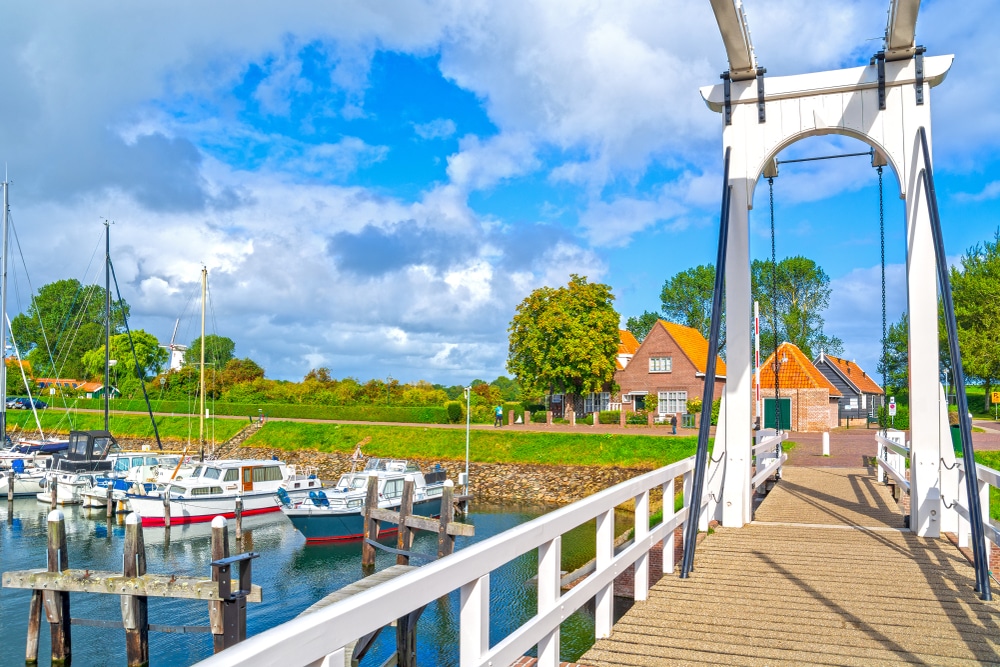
[223,445,655,505]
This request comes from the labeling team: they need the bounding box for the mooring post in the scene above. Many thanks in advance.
[396,477,415,566]
[235,496,243,541]
[7,470,13,503]
[25,587,42,664]
[437,480,455,559]
[50,475,57,509]
[122,513,149,667]
[210,516,230,653]
[361,474,379,573]
[396,607,423,667]
[44,509,71,664]
[106,483,115,520]
[162,488,171,531]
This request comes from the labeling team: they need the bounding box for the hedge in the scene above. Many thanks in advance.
[63,398,449,424]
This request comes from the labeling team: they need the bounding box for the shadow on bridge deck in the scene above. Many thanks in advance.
[582,467,1000,666]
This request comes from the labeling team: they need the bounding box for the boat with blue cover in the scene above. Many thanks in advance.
[278,458,448,543]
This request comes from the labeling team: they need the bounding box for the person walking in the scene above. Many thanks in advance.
[494,404,503,428]
[670,413,678,435]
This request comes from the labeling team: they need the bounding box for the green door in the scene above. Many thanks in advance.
[763,398,791,430]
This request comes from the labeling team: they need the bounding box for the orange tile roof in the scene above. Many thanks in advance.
[618,330,640,356]
[822,354,885,395]
[760,342,841,396]
[658,320,727,376]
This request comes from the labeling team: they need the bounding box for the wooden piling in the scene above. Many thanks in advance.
[361,474,379,573]
[50,475,57,509]
[437,480,455,559]
[25,590,42,664]
[7,470,13,503]
[396,478,415,566]
[162,489,171,531]
[45,509,71,664]
[122,514,149,667]
[234,497,243,541]
[396,607,423,667]
[106,483,115,520]
[210,516,229,654]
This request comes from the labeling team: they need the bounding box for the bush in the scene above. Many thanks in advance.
[445,401,463,424]
[502,401,523,421]
[686,398,703,414]
[582,414,594,425]
[531,411,548,424]
[598,410,621,425]
[877,404,909,430]
[524,403,546,413]
[710,398,721,426]
[626,409,648,425]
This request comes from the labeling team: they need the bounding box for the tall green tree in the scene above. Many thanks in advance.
[659,265,716,338]
[507,275,619,413]
[82,330,168,397]
[183,334,236,369]
[877,312,909,400]
[950,231,1000,409]
[625,310,660,342]
[751,256,842,358]
[11,279,128,379]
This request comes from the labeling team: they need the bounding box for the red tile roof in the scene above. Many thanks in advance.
[618,330,640,356]
[658,320,727,377]
[760,342,841,396]
[822,354,885,395]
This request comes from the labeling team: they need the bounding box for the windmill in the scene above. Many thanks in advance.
[160,319,188,372]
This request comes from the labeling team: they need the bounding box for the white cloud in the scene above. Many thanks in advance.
[446,133,539,192]
[954,181,1000,203]
[413,118,457,140]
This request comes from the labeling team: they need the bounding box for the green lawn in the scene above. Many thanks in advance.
[246,421,700,468]
[6,410,246,443]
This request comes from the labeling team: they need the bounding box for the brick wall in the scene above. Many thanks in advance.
[754,388,839,432]
[615,324,725,423]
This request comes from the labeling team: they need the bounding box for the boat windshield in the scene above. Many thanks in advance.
[203,468,222,480]
[159,457,180,467]
[114,458,131,473]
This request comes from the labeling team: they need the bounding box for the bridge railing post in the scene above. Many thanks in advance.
[459,574,489,665]
[957,468,969,548]
[595,508,614,638]
[979,477,991,571]
[536,536,561,667]
[634,489,650,601]
[663,476,678,575]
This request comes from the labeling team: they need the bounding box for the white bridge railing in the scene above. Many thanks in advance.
[194,456,697,667]
[954,460,997,570]
[751,430,787,490]
[875,431,910,492]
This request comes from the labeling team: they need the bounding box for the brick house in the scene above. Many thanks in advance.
[547,329,640,418]
[758,342,840,432]
[813,352,885,423]
[614,320,726,424]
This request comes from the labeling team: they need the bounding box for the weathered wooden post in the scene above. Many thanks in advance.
[210,516,229,653]
[7,470,14,503]
[50,475,58,509]
[122,513,149,667]
[234,496,243,541]
[106,483,115,520]
[361,474,379,574]
[396,477,415,566]
[437,480,455,559]
[44,509,71,664]
[162,487,171,531]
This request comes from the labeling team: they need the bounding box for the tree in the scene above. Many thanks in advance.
[625,311,660,342]
[950,231,1000,409]
[183,335,236,369]
[877,312,908,400]
[659,265,716,339]
[11,279,128,379]
[507,275,619,412]
[82,330,168,398]
[751,256,842,358]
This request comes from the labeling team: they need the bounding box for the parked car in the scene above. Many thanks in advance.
[10,397,46,410]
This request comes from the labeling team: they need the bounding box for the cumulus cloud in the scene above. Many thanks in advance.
[413,118,457,140]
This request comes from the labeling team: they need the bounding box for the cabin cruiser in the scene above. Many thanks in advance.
[34,431,117,505]
[0,459,48,497]
[279,458,447,543]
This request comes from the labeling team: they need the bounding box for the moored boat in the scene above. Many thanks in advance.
[279,458,447,543]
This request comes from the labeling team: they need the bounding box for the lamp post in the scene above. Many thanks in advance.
[464,385,471,497]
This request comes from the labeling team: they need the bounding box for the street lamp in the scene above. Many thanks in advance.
[464,385,471,497]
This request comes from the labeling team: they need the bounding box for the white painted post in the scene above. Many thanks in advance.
[957,468,969,549]
[979,478,991,571]
[595,509,614,638]
[662,478,676,575]
[634,490,650,601]
[459,575,489,666]
[537,536,561,667]
[822,432,830,456]
[305,647,345,667]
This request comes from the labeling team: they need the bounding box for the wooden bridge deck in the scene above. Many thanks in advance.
[581,467,1000,666]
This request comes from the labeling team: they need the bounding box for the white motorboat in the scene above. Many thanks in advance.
[0,460,47,497]
[128,459,291,526]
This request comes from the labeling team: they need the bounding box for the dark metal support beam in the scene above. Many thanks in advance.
[917,126,991,601]
[680,146,731,579]
[756,68,766,123]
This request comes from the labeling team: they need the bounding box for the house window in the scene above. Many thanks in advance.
[622,394,632,403]
[583,392,610,413]
[657,391,687,414]
[649,357,672,373]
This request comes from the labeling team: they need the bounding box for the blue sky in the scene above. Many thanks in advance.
[0,1,997,385]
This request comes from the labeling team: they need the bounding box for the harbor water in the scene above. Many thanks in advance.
[0,498,632,666]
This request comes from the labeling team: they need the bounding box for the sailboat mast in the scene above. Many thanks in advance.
[199,266,206,461]
[104,222,110,431]
[0,177,9,442]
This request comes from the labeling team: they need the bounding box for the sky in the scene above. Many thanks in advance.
[0,0,997,387]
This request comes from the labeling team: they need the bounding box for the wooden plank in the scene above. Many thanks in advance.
[297,565,416,617]
[2,570,262,602]
[369,509,474,537]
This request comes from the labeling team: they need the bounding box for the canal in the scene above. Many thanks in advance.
[0,499,633,666]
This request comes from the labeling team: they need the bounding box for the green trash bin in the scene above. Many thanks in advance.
[950,424,963,454]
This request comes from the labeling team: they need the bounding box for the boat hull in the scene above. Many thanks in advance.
[284,496,443,543]
[0,472,46,497]
[129,491,282,527]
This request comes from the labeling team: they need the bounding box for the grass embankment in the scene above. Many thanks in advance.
[973,451,1000,522]
[246,422,701,468]
[6,410,246,443]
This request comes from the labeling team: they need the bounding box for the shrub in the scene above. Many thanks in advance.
[524,403,546,413]
[445,401,463,424]
[710,398,721,426]
[502,401,523,421]
[626,409,648,425]
[582,414,594,425]
[531,411,548,424]
[686,398,703,414]
[598,410,620,424]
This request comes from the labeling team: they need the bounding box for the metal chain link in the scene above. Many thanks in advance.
[878,165,887,425]
[769,176,781,431]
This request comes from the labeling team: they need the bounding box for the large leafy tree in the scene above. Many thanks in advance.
[183,334,236,369]
[11,279,128,379]
[625,310,660,342]
[877,312,909,400]
[752,255,842,358]
[950,231,1000,409]
[82,330,168,397]
[659,265,716,338]
[507,275,619,411]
